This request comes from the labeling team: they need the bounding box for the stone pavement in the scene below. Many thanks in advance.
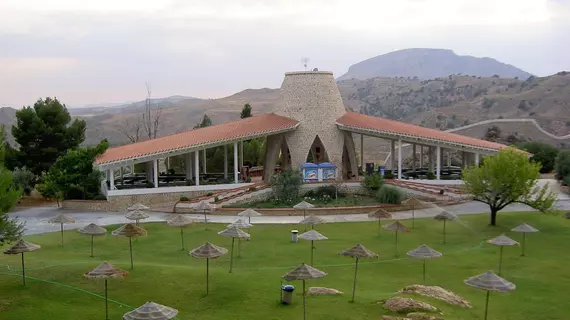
[10,199,570,236]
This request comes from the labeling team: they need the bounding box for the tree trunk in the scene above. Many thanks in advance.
[490,208,498,226]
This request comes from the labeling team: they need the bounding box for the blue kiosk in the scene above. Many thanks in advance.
[301,162,337,182]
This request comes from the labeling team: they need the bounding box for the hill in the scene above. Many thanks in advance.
[337,48,532,81]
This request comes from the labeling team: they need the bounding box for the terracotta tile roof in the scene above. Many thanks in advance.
[336,112,508,151]
[96,113,298,166]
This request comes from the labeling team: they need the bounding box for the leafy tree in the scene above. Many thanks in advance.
[462,148,555,226]
[11,97,86,176]
[521,142,559,173]
[194,114,212,129]
[555,150,570,181]
[38,140,108,200]
[240,103,252,119]
[270,169,303,203]
[12,167,35,195]
[243,138,265,166]
[0,168,24,245]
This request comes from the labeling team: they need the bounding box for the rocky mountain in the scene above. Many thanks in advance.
[337,48,532,81]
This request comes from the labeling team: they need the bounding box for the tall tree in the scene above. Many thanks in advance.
[11,97,86,176]
[462,148,555,226]
[240,103,252,119]
[194,114,213,129]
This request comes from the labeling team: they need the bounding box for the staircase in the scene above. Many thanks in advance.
[386,179,471,202]
[171,183,269,213]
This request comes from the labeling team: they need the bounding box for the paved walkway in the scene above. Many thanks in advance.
[11,200,570,236]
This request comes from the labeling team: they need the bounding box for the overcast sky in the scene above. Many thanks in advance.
[1,0,569,107]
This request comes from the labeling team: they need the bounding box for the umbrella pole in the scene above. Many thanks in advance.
[21,253,25,286]
[204,210,208,230]
[484,290,490,320]
[238,238,241,258]
[351,257,359,302]
[229,237,235,273]
[60,222,64,247]
[498,246,503,275]
[394,231,398,257]
[105,278,109,320]
[443,220,446,244]
[423,259,426,285]
[180,228,185,251]
[91,235,94,257]
[248,216,251,224]
[310,240,314,266]
[303,279,307,320]
[129,237,134,270]
[521,232,526,256]
[206,258,209,295]
[412,207,415,229]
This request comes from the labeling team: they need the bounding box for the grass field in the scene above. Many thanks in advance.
[1,212,569,320]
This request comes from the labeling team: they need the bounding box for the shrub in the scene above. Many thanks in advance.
[383,172,394,179]
[206,192,214,196]
[521,142,559,173]
[314,185,338,198]
[180,196,189,201]
[376,185,405,204]
[482,97,495,109]
[362,173,384,194]
[93,194,107,201]
[555,150,570,180]
[270,169,303,201]
[185,179,194,186]
[65,186,85,200]
[427,172,436,180]
[245,177,252,183]
[248,187,257,192]
[214,196,220,202]
[12,167,35,196]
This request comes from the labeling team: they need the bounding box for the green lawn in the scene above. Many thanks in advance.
[227,195,380,208]
[1,212,569,320]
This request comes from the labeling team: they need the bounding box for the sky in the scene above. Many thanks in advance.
[1,0,569,107]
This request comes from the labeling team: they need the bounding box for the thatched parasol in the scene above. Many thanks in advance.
[464,271,516,320]
[299,214,326,231]
[237,208,262,224]
[3,239,40,286]
[487,234,519,275]
[368,208,391,233]
[167,215,194,251]
[78,223,107,257]
[511,223,539,256]
[123,301,178,320]
[299,230,328,266]
[84,261,128,320]
[294,201,315,219]
[339,244,378,302]
[434,210,458,244]
[190,242,228,294]
[194,200,214,229]
[127,203,150,211]
[402,197,424,228]
[125,209,150,226]
[112,224,147,269]
[407,244,442,285]
[228,218,253,243]
[383,221,409,257]
[283,264,327,320]
[48,212,75,247]
[218,225,250,273]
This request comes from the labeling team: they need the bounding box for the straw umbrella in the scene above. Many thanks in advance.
[383,221,409,257]
[3,239,40,286]
[218,225,250,273]
[283,263,327,320]
[402,197,424,228]
[464,271,516,320]
[125,209,150,226]
[299,230,328,266]
[487,234,519,275]
[123,301,178,320]
[48,212,75,247]
[190,242,228,294]
[112,224,148,269]
[511,223,539,256]
[299,214,326,231]
[84,261,128,320]
[78,223,107,257]
[127,203,150,211]
[294,200,315,219]
[407,244,442,285]
[227,218,252,255]
[368,208,392,233]
[434,210,458,244]
[237,208,262,224]
[338,244,378,302]
[194,200,213,229]
[167,215,194,251]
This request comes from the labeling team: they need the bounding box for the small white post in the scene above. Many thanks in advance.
[397,139,403,180]
[195,151,200,186]
[224,144,228,179]
[109,169,115,190]
[234,141,239,183]
[436,146,441,180]
[475,152,480,166]
[153,159,159,188]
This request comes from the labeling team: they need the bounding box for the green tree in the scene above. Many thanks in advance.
[0,169,23,245]
[12,167,35,195]
[521,142,559,173]
[240,103,252,119]
[555,150,570,181]
[462,148,555,226]
[38,140,108,200]
[270,169,303,203]
[11,97,86,176]
[194,114,212,129]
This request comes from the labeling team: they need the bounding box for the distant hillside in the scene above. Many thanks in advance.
[69,95,200,117]
[338,48,532,81]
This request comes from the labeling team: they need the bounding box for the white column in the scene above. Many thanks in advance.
[436,146,441,180]
[202,149,207,174]
[475,152,480,166]
[224,144,228,179]
[153,159,159,188]
[412,144,417,172]
[109,169,115,190]
[360,134,364,167]
[194,151,200,186]
[420,146,424,168]
[397,139,403,180]
[390,140,396,171]
[184,153,193,180]
[233,141,239,183]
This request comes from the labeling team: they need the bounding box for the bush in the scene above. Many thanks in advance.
[426,172,436,180]
[185,179,194,186]
[314,185,338,198]
[65,186,85,200]
[12,167,35,196]
[214,196,220,202]
[376,185,405,204]
[270,169,303,202]
[206,192,214,196]
[361,173,384,194]
[245,177,252,183]
[521,142,558,173]
[93,194,107,201]
[248,186,256,192]
[383,172,394,179]
[555,150,570,180]
[180,196,189,201]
